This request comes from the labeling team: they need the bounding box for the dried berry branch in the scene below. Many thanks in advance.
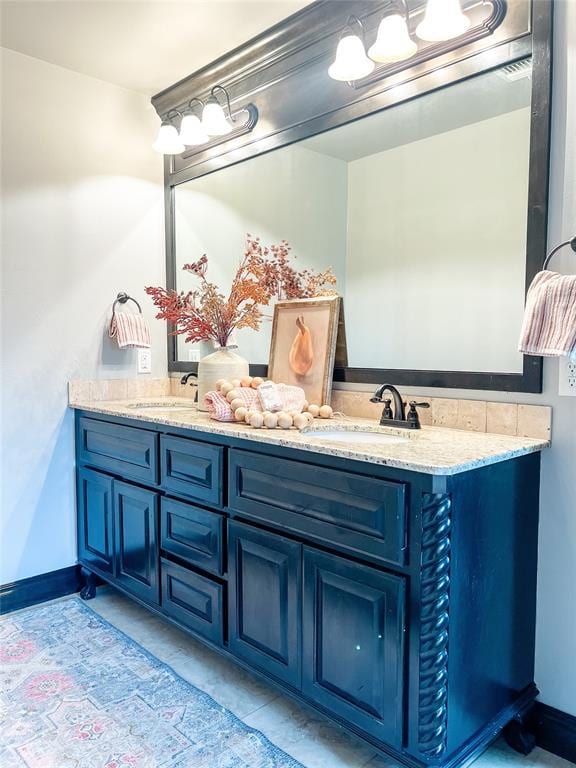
[146,235,337,347]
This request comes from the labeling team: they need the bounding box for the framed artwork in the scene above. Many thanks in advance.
[268,296,341,405]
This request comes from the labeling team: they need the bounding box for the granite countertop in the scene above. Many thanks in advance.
[70,397,549,476]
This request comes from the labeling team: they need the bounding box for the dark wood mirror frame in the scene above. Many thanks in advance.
[152,0,552,393]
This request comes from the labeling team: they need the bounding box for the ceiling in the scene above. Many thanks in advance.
[0,0,312,96]
[303,61,532,162]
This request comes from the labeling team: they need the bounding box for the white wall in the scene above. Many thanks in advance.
[174,144,348,363]
[533,0,576,717]
[346,108,529,373]
[0,48,165,584]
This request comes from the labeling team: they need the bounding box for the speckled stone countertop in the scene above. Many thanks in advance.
[70,397,549,476]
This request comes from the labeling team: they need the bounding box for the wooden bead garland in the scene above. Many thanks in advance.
[214,379,334,431]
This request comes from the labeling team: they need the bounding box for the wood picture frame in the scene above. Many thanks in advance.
[268,296,341,406]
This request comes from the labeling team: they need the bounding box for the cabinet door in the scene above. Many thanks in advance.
[77,467,114,576]
[303,548,405,747]
[114,481,159,605]
[229,521,301,687]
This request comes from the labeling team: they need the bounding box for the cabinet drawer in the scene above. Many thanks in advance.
[160,435,223,507]
[161,559,224,645]
[78,417,158,485]
[229,450,406,566]
[161,497,224,576]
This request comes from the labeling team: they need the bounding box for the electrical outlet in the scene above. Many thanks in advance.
[558,357,576,396]
[188,349,201,362]
[137,348,152,374]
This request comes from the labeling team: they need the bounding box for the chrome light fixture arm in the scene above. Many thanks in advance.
[210,85,234,123]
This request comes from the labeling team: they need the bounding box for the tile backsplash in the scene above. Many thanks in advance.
[330,390,552,440]
[69,378,552,441]
[69,378,170,403]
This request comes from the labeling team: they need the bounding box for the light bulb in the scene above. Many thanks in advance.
[416,0,470,42]
[328,34,375,82]
[179,114,209,146]
[152,123,185,155]
[368,14,418,63]
[202,99,233,136]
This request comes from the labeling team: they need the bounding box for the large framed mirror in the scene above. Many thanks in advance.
[157,0,551,393]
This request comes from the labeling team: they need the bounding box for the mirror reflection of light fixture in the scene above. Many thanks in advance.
[202,85,234,136]
[368,5,417,64]
[416,0,471,42]
[328,16,375,82]
[179,98,210,146]
[152,111,185,154]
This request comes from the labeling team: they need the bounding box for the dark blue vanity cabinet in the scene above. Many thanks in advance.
[74,410,542,768]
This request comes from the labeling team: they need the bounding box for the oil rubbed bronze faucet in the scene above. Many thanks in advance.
[180,372,198,403]
[370,384,430,429]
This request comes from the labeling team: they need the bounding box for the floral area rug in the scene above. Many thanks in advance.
[0,598,304,768]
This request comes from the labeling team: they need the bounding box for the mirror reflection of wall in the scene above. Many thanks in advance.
[174,58,531,374]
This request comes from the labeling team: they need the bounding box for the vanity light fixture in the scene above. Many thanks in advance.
[328,16,375,82]
[152,111,185,155]
[368,3,417,64]
[202,85,234,136]
[153,88,258,155]
[416,0,471,42]
[179,98,210,146]
[328,1,474,82]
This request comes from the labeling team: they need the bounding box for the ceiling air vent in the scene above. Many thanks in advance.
[498,59,532,82]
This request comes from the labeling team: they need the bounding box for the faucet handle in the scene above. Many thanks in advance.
[382,398,393,420]
[370,395,383,403]
[407,401,430,429]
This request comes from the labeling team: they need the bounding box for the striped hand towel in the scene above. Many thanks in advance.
[204,388,260,421]
[519,270,576,358]
[109,311,151,349]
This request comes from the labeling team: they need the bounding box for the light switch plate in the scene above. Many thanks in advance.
[558,357,576,396]
[137,348,152,374]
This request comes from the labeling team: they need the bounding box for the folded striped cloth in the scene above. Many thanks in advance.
[204,383,307,422]
[519,270,576,358]
[109,311,151,349]
[204,388,260,422]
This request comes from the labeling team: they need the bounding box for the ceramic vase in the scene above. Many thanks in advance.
[197,346,249,411]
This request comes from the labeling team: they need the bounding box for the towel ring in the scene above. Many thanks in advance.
[112,292,142,315]
[543,236,576,270]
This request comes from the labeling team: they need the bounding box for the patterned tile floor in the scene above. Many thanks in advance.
[45,588,573,768]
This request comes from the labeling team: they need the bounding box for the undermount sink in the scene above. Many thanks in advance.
[303,429,410,445]
[126,402,196,411]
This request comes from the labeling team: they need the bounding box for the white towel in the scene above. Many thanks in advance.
[109,311,151,349]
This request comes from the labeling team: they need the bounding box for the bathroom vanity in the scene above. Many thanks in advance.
[73,400,547,768]
[75,1,555,764]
